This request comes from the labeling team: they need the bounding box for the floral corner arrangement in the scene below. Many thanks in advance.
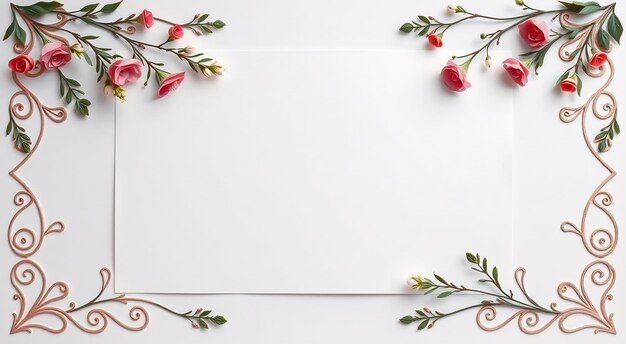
[400,0,621,152]
[5,0,226,153]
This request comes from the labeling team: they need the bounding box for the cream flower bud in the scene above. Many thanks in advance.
[209,63,224,76]
[447,5,458,14]
[183,45,196,55]
[485,55,492,68]
[104,84,114,96]
[515,0,525,6]
[70,43,84,54]
[407,276,423,289]
[201,66,212,77]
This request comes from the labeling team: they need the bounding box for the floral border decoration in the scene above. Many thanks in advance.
[400,0,619,334]
[6,1,226,334]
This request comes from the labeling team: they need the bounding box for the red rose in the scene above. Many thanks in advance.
[8,54,35,73]
[427,34,443,48]
[157,71,186,97]
[589,52,608,68]
[140,9,154,29]
[168,24,184,40]
[502,58,530,87]
[560,79,577,93]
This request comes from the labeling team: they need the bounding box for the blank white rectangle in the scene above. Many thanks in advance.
[114,50,512,294]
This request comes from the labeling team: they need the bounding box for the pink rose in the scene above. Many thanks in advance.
[440,60,471,92]
[589,52,608,68]
[107,58,143,86]
[502,58,530,87]
[157,72,186,97]
[8,54,35,73]
[168,25,184,40]
[518,19,549,48]
[40,41,71,70]
[140,9,154,29]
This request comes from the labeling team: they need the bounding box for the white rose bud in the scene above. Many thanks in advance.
[485,55,492,68]
[447,5,458,14]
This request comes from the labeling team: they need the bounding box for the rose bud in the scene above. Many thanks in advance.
[560,78,577,93]
[8,54,35,73]
[168,24,184,40]
[427,33,443,48]
[589,52,608,68]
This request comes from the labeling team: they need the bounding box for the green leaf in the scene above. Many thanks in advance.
[559,1,601,13]
[400,316,415,324]
[15,23,27,46]
[492,267,499,284]
[20,1,63,17]
[575,74,583,96]
[424,287,437,295]
[212,20,226,28]
[79,3,99,13]
[198,14,209,22]
[417,319,429,330]
[598,29,611,50]
[482,258,488,271]
[399,23,414,33]
[433,273,447,285]
[418,27,429,36]
[199,310,211,317]
[614,120,620,134]
[418,15,430,24]
[608,13,623,44]
[67,78,81,87]
[100,1,123,14]
[3,19,15,41]
[210,315,227,325]
[5,121,12,136]
[437,291,453,298]
[197,318,209,329]
[59,79,65,97]
[75,98,91,116]
[466,252,477,264]
[598,140,607,152]
[82,52,93,66]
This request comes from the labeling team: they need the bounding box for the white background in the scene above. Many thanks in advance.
[1,0,625,343]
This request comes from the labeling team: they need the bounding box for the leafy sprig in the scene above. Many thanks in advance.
[595,118,620,152]
[5,116,32,153]
[58,70,91,116]
[186,308,227,330]
[401,252,556,331]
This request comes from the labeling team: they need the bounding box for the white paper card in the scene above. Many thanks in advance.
[115,50,512,294]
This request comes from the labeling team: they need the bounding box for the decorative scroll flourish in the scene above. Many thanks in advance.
[6,1,227,335]
[401,1,619,335]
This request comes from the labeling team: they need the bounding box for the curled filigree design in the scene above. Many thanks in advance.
[10,261,149,334]
[559,58,618,258]
[8,72,67,258]
[476,261,616,334]
[6,3,227,334]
